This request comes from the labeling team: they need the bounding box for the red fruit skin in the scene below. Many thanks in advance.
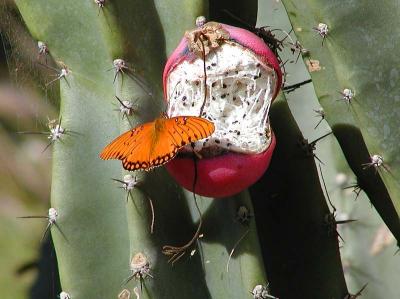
[166,133,276,198]
[163,22,281,198]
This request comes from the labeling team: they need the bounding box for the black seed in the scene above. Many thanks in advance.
[215,139,220,144]
[182,96,187,101]
[212,96,216,101]
[237,131,240,135]
[183,103,187,106]
[211,62,217,66]
[233,96,236,101]
[223,84,227,88]
[207,66,211,70]
[243,114,246,118]
[232,120,238,124]
[191,103,195,107]
[221,94,226,99]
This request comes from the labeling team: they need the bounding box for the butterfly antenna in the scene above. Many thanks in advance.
[199,35,208,116]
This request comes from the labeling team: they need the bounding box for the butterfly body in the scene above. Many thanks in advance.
[100,116,214,171]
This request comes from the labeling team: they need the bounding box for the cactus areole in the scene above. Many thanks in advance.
[163,21,281,197]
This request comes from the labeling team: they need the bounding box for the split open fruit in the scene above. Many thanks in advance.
[163,21,282,198]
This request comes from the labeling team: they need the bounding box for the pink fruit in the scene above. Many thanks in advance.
[163,21,281,197]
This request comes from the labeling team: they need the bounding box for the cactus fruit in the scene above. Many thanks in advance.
[164,22,281,197]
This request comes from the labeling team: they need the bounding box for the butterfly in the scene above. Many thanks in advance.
[100,115,215,171]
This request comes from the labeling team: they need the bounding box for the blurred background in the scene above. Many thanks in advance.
[0,1,60,298]
[1,0,399,298]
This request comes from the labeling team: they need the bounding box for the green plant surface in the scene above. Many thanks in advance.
[281,0,400,244]
[13,0,269,298]
[190,191,268,298]
[259,2,400,297]
[14,1,131,297]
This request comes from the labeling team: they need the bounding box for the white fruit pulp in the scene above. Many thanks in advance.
[167,41,277,155]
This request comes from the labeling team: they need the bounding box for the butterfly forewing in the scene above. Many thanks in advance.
[100,123,152,160]
[100,116,215,171]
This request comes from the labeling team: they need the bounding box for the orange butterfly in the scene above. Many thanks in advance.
[100,115,215,171]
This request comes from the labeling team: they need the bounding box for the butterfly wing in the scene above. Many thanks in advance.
[100,116,215,171]
[100,122,155,170]
[166,116,215,149]
[146,116,215,169]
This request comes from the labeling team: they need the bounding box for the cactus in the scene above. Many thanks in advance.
[280,0,400,244]
[13,1,270,298]
[6,0,400,298]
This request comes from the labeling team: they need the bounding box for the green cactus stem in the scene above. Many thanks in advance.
[14,0,269,298]
[281,0,400,244]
